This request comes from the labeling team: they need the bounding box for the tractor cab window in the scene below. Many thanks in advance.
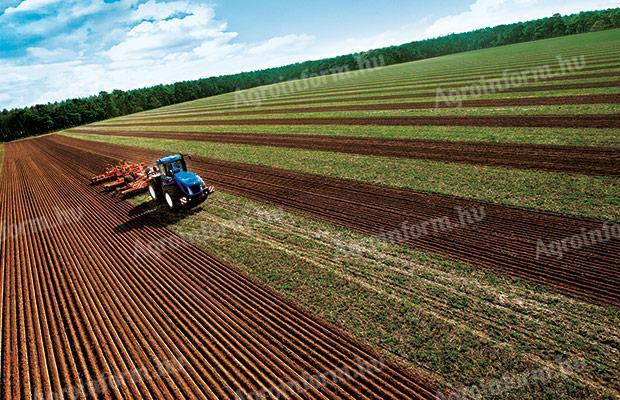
[170,160,185,173]
[158,163,172,177]
[157,158,187,177]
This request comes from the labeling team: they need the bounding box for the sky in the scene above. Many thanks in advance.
[0,0,618,110]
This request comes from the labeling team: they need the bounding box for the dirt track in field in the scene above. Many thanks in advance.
[0,137,438,399]
[50,135,620,307]
[131,94,620,119]
[69,128,620,176]
[99,114,620,129]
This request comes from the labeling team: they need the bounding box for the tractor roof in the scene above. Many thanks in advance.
[156,154,182,164]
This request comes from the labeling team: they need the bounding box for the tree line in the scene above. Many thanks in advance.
[1,8,619,142]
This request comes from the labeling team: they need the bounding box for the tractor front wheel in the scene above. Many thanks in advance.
[164,189,180,210]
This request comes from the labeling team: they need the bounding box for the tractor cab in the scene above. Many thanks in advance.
[156,154,187,177]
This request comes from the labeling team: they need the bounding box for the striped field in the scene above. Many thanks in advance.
[51,28,620,399]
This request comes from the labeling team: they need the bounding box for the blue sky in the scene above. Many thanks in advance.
[0,0,617,109]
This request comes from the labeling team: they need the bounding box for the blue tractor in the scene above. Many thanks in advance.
[147,154,214,210]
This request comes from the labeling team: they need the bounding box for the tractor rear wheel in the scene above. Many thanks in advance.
[148,179,164,203]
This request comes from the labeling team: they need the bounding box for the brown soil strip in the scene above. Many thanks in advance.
[0,137,438,399]
[50,135,620,307]
[69,128,620,176]
[133,94,620,119]
[98,114,620,129]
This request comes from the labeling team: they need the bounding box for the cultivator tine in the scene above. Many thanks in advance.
[91,161,150,196]
[116,175,149,198]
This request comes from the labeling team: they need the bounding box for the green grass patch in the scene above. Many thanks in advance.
[126,189,620,400]
[65,132,620,221]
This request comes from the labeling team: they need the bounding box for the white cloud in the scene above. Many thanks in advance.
[0,70,29,85]
[247,34,315,55]
[26,46,76,62]
[133,0,191,21]
[4,0,60,15]
[67,0,106,19]
[105,3,230,62]
[192,37,240,59]
[426,0,620,37]
[315,20,431,59]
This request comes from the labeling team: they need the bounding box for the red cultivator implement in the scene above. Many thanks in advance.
[90,162,150,198]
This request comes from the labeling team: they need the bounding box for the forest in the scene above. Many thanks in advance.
[1,8,618,142]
